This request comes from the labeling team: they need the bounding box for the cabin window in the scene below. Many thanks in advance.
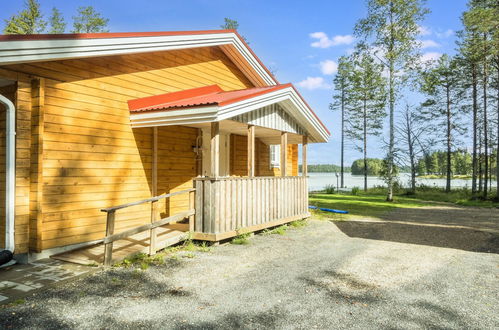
[270,145,280,168]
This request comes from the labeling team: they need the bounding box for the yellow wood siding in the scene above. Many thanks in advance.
[0,74,33,254]
[230,134,299,177]
[1,46,254,251]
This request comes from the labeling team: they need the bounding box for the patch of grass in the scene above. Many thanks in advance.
[182,253,195,259]
[266,225,288,235]
[115,252,165,268]
[1,299,26,308]
[309,193,433,221]
[196,242,211,252]
[231,230,251,245]
[324,184,336,194]
[290,219,308,228]
[310,186,499,221]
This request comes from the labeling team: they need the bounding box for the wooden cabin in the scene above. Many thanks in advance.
[0,30,330,264]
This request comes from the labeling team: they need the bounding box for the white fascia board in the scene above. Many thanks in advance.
[217,87,330,143]
[0,32,276,86]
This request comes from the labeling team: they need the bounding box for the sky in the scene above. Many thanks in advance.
[1,0,470,165]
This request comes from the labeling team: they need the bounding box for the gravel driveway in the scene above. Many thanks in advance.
[1,219,498,329]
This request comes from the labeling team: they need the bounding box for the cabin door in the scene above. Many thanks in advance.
[201,128,230,177]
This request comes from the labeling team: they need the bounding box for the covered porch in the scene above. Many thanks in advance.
[129,84,322,240]
[53,84,328,265]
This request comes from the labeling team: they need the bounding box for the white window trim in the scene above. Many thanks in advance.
[270,144,280,168]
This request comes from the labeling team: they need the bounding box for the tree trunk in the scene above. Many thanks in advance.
[406,110,416,193]
[483,34,489,199]
[478,128,483,192]
[341,85,345,188]
[445,84,452,193]
[496,57,499,200]
[386,2,395,202]
[363,99,368,191]
[472,62,478,195]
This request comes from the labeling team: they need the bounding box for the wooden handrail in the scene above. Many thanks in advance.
[103,210,194,244]
[100,188,196,266]
[101,188,195,212]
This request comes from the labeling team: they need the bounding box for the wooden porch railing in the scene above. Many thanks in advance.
[100,188,195,266]
[193,176,309,239]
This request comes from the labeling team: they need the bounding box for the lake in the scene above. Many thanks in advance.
[307,172,497,192]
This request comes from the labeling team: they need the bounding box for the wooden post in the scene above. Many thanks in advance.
[211,122,220,177]
[280,132,288,177]
[149,127,158,255]
[189,189,195,232]
[302,135,308,177]
[247,125,255,177]
[103,211,116,266]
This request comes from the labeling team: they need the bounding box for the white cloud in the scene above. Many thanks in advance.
[435,29,454,38]
[310,32,355,48]
[417,25,432,36]
[319,60,338,75]
[297,77,331,90]
[421,52,442,63]
[419,39,441,49]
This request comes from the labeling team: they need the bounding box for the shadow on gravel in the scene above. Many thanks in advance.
[301,270,382,305]
[0,263,193,328]
[173,307,287,330]
[335,221,499,253]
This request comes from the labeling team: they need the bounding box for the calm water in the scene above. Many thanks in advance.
[307,172,497,191]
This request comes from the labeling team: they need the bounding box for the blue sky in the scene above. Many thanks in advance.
[1,0,469,165]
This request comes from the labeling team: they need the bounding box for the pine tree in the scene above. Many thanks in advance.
[354,0,429,201]
[72,6,109,33]
[3,0,46,34]
[420,54,466,192]
[462,0,499,198]
[330,56,355,188]
[345,51,387,191]
[48,7,65,34]
[220,18,239,30]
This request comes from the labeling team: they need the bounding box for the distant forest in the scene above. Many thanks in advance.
[299,164,351,173]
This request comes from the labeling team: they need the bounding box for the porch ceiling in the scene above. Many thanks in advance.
[186,119,304,145]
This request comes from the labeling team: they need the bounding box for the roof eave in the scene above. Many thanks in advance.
[0,30,277,87]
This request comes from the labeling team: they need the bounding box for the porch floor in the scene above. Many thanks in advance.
[51,223,189,266]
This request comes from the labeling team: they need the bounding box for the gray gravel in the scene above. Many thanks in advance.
[1,219,498,329]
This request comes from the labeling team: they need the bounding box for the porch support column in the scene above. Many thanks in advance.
[302,135,308,177]
[211,122,220,177]
[280,132,288,177]
[247,125,255,177]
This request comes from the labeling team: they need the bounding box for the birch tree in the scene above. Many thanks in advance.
[354,0,428,201]
[396,104,433,193]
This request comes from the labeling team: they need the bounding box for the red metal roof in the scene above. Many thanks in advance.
[128,84,330,136]
[128,84,292,112]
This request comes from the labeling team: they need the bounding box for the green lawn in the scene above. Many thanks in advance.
[309,193,434,221]
[310,188,499,221]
